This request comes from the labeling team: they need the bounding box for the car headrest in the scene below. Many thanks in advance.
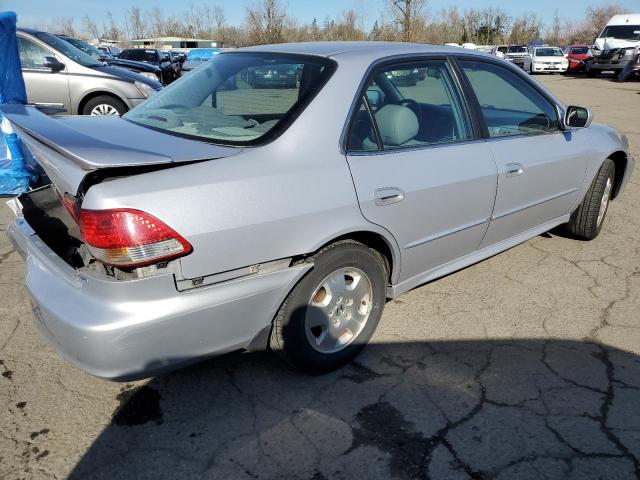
[375,104,419,146]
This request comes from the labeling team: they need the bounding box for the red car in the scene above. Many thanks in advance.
[564,45,591,72]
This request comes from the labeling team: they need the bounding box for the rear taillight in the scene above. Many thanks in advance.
[78,208,192,267]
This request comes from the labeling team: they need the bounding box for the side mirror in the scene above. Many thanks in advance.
[563,106,593,129]
[42,56,64,72]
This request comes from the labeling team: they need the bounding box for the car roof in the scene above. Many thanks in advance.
[237,41,496,62]
[606,14,640,26]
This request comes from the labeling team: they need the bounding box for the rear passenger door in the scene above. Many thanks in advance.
[345,58,498,284]
[456,59,588,246]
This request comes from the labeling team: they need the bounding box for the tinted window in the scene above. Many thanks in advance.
[601,25,640,40]
[18,37,51,69]
[120,49,159,63]
[350,60,471,151]
[348,97,378,152]
[125,53,335,145]
[460,60,559,137]
[571,47,589,55]
[32,32,101,67]
[507,46,527,53]
[535,48,563,57]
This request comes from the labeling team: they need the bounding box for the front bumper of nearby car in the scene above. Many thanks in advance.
[507,56,526,67]
[567,58,588,71]
[531,61,568,73]
[587,48,639,72]
[6,203,310,380]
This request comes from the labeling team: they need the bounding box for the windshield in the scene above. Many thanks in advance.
[601,25,640,40]
[124,53,336,145]
[507,46,527,53]
[571,47,589,55]
[63,37,108,60]
[535,48,564,57]
[187,49,221,61]
[120,49,159,63]
[33,32,102,67]
[497,46,508,53]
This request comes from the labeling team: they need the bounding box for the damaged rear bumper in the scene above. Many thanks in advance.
[6,201,309,380]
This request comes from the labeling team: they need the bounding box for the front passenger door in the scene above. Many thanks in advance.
[18,36,70,112]
[457,59,588,246]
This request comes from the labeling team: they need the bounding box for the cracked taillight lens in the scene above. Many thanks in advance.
[78,208,192,267]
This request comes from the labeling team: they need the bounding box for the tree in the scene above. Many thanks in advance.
[388,0,426,42]
[54,17,76,36]
[82,14,100,39]
[246,0,287,45]
[127,7,147,39]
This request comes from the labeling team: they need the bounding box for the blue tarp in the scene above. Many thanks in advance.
[0,11,26,104]
[0,10,32,196]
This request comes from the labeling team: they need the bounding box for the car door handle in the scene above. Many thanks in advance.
[374,187,405,206]
[505,163,524,177]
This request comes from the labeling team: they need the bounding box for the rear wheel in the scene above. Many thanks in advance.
[269,240,387,374]
[82,95,127,116]
[565,159,615,240]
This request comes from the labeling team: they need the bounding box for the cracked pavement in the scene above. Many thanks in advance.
[1,75,639,480]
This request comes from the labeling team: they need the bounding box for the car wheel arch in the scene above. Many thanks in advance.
[78,91,128,116]
[608,150,628,199]
[296,229,400,287]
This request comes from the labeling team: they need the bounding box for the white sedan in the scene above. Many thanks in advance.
[524,46,569,74]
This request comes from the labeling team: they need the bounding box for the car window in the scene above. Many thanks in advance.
[18,37,51,70]
[350,60,471,151]
[125,53,335,145]
[347,97,379,152]
[459,60,559,138]
[121,49,159,63]
[571,47,589,55]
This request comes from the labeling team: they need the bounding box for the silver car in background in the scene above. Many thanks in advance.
[17,28,161,115]
[3,42,634,380]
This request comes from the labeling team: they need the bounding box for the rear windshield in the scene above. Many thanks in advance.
[507,46,527,53]
[120,49,159,63]
[571,47,589,55]
[535,48,564,57]
[601,25,640,40]
[124,52,336,145]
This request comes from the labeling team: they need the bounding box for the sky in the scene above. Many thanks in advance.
[6,0,640,31]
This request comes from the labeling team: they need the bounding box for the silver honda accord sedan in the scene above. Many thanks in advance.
[3,42,634,380]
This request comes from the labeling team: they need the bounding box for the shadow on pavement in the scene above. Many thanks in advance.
[68,338,640,479]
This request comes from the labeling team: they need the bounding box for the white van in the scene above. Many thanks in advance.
[587,13,640,77]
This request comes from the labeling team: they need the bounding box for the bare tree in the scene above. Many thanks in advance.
[388,0,426,42]
[246,0,287,44]
[102,11,122,41]
[509,12,543,44]
[53,16,76,36]
[545,9,563,46]
[127,7,147,39]
[82,14,100,39]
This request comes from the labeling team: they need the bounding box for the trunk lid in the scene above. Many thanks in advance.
[0,104,240,195]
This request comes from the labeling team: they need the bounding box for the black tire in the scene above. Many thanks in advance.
[82,95,127,116]
[269,240,387,374]
[586,69,599,78]
[565,159,615,240]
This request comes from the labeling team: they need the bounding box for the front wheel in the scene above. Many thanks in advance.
[565,159,615,240]
[82,95,127,116]
[269,240,387,374]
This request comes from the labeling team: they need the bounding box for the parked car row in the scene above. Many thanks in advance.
[17,28,162,116]
[486,13,639,82]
